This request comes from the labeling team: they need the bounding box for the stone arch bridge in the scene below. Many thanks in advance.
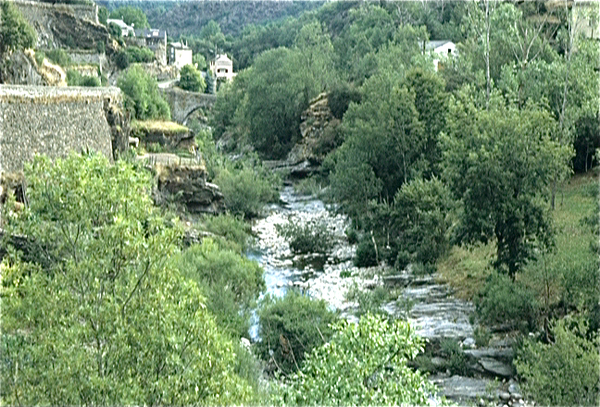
[159,87,216,125]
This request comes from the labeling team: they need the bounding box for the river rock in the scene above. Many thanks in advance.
[479,357,513,378]
[508,379,520,395]
[499,391,511,401]
[431,375,498,402]
[464,347,514,361]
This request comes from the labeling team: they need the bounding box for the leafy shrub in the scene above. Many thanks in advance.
[440,339,471,376]
[125,46,154,63]
[328,82,362,120]
[257,291,338,374]
[214,163,279,219]
[115,49,129,69]
[314,124,345,157]
[275,218,334,254]
[474,325,491,347]
[34,50,45,66]
[354,235,378,267]
[108,22,123,39]
[45,48,71,66]
[200,213,254,253]
[0,1,36,56]
[345,284,391,317]
[293,177,324,197]
[345,227,358,244]
[515,318,600,406]
[66,69,100,87]
[273,314,434,406]
[179,64,206,92]
[475,273,539,332]
[173,238,265,338]
[118,65,170,120]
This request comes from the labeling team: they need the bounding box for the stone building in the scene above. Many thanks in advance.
[107,18,135,37]
[168,42,192,70]
[135,28,168,66]
[423,40,457,72]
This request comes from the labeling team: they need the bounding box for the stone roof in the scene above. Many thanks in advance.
[425,40,453,50]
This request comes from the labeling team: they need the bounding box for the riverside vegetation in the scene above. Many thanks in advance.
[1,0,599,405]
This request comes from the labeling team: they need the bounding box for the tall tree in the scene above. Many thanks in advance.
[442,93,573,278]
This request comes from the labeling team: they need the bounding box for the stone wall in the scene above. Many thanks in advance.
[66,50,108,74]
[0,85,123,173]
[10,0,98,23]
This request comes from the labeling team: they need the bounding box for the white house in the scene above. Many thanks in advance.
[423,40,457,72]
[107,19,135,37]
[209,54,236,82]
[168,42,193,70]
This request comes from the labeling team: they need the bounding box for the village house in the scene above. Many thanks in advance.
[135,28,168,65]
[107,19,135,37]
[209,54,236,82]
[168,41,193,70]
[423,40,457,72]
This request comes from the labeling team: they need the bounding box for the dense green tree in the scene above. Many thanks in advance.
[109,6,149,29]
[257,291,339,375]
[442,93,573,277]
[117,65,170,120]
[273,313,435,406]
[329,71,425,215]
[0,153,255,405]
[173,238,264,338]
[98,5,108,26]
[0,1,36,56]
[179,64,206,93]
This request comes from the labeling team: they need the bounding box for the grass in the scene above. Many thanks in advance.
[437,170,599,302]
[131,120,189,134]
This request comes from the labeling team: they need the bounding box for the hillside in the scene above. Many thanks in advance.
[97,0,324,38]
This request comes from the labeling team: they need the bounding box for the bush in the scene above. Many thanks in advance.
[275,217,334,254]
[173,239,265,338]
[199,213,254,253]
[45,48,71,67]
[125,46,154,63]
[108,22,123,39]
[115,49,129,69]
[354,235,378,267]
[515,318,600,406]
[257,291,339,374]
[0,1,37,56]
[214,163,279,219]
[440,339,471,376]
[118,65,170,120]
[328,82,362,120]
[179,64,206,92]
[66,69,100,87]
[34,50,45,66]
[475,273,539,332]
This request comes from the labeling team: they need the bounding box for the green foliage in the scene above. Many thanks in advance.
[273,313,434,406]
[345,284,394,317]
[114,49,129,69]
[515,318,600,406]
[440,339,470,376]
[327,82,362,120]
[475,273,539,332]
[98,5,108,26]
[390,178,454,267]
[66,69,100,87]
[109,6,149,29]
[198,213,254,253]
[0,1,36,56]
[172,239,264,338]
[0,153,255,405]
[118,65,170,120]
[33,50,45,66]
[193,53,206,70]
[108,22,122,39]
[442,96,573,277]
[276,217,334,254]
[179,64,206,93]
[125,46,155,63]
[214,159,279,219]
[354,235,378,268]
[45,48,71,66]
[473,326,492,347]
[257,291,339,375]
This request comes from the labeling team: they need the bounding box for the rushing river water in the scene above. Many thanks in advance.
[249,186,525,406]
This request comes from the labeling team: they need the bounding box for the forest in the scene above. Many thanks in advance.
[1,0,599,405]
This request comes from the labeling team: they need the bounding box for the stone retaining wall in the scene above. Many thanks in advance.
[0,85,121,173]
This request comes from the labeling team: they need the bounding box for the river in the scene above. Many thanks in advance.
[249,186,526,406]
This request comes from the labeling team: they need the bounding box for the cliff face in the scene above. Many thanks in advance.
[12,0,112,52]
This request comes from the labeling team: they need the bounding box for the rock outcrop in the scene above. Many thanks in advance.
[150,157,225,215]
[266,92,341,178]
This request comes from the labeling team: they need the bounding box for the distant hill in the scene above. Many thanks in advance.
[96,0,325,38]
